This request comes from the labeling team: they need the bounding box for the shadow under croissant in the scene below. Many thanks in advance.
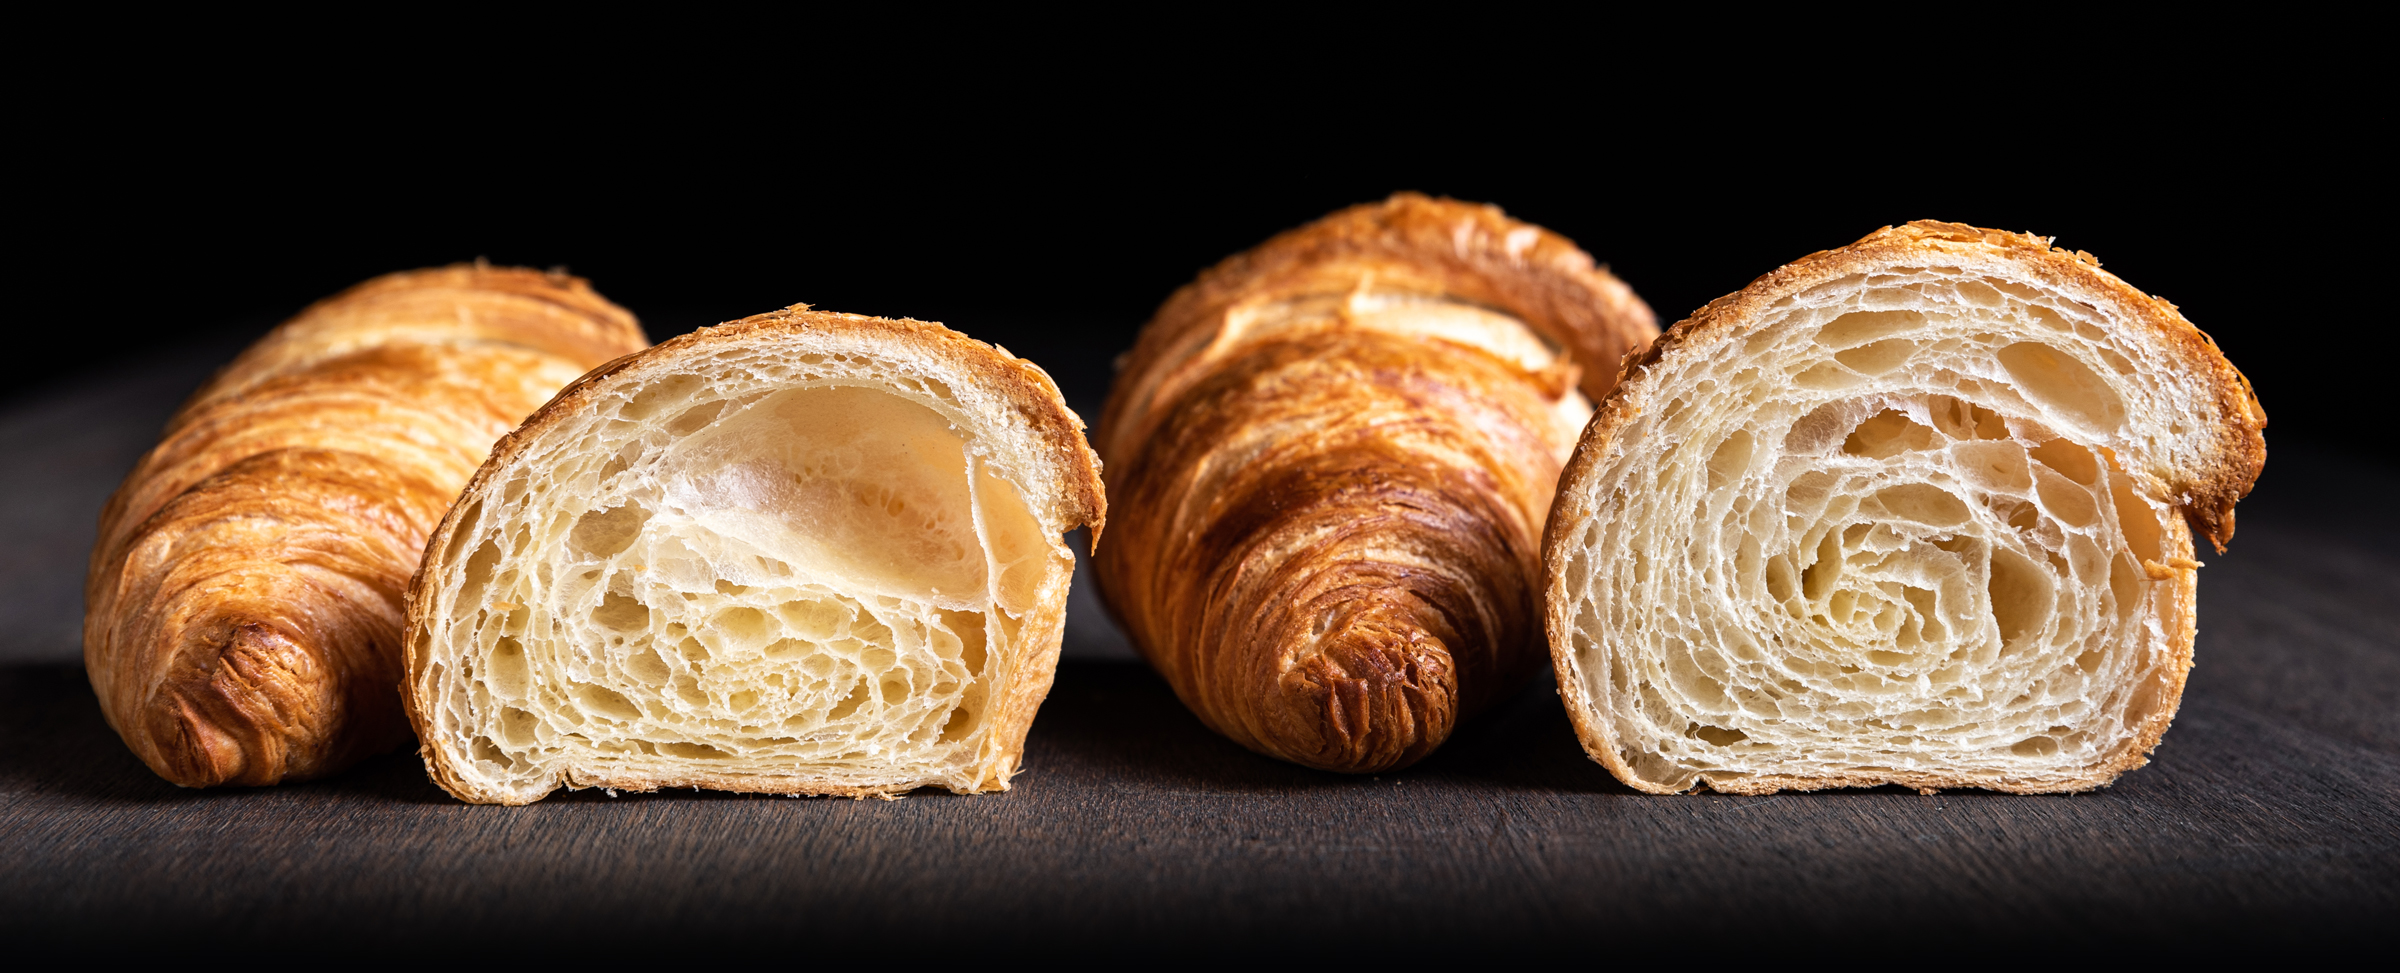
[1027,662,1635,798]
[0,662,443,805]
[6,658,1633,804]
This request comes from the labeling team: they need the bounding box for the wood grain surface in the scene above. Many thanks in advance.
[3,359,2393,958]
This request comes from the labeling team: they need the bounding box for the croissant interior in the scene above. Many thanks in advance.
[1545,222,2266,794]
[406,309,1104,803]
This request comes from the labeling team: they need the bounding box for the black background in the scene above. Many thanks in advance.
[17,16,2385,456]
[5,15,2392,959]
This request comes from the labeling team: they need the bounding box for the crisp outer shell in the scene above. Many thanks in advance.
[84,264,646,787]
[1095,193,1658,773]
[1102,192,1657,463]
[402,307,1105,803]
[1541,220,2265,795]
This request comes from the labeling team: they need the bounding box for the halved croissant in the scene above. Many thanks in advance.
[403,308,1105,804]
[1544,221,2267,795]
[1096,194,1658,773]
[85,265,648,786]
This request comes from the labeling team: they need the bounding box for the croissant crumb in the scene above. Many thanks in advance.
[403,308,1104,804]
[1543,221,2267,795]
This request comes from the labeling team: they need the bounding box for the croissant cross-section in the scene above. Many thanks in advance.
[1544,221,2265,795]
[404,309,1105,804]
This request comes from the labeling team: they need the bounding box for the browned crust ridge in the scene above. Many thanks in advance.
[85,265,647,787]
[402,306,1106,803]
[1097,193,1659,773]
[1590,220,2265,549]
[1542,220,2264,796]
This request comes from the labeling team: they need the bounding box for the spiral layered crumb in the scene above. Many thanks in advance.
[405,309,1103,804]
[84,265,645,787]
[1545,222,2266,795]
[1098,194,1657,773]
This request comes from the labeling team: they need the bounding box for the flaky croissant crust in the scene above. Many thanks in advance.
[1543,221,2268,795]
[84,265,646,787]
[1608,222,2265,548]
[1103,193,1656,461]
[1098,194,1658,773]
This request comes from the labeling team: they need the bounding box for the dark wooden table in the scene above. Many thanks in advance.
[5,345,2393,958]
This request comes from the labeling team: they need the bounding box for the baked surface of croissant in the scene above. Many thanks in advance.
[1544,221,2267,794]
[85,265,648,786]
[404,309,1105,804]
[1097,194,1658,772]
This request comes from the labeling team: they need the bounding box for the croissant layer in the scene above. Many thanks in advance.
[1545,221,2267,795]
[1098,194,1658,773]
[86,266,647,787]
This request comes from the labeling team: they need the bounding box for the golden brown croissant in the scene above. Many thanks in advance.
[1095,194,1658,772]
[84,265,648,787]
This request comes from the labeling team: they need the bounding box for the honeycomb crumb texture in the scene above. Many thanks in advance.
[1559,270,2203,793]
[420,351,1069,802]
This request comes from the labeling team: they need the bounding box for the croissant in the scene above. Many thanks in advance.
[403,308,1105,804]
[1544,221,2267,794]
[1095,194,1659,773]
[84,265,648,787]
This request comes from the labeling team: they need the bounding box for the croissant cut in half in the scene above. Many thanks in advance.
[1098,194,1657,773]
[405,308,1105,803]
[86,265,646,787]
[1545,221,2266,794]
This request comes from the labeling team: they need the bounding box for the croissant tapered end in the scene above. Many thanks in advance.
[1098,196,1657,773]
[1544,221,2264,796]
[138,620,342,787]
[1261,596,1460,773]
[92,449,446,786]
[86,269,645,788]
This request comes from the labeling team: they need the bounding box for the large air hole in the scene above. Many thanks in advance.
[1816,310,1926,349]
[1833,337,1918,375]
[577,683,643,720]
[663,384,987,604]
[571,504,651,557]
[489,637,529,698]
[2029,439,2100,485]
[973,460,1056,617]
[1842,410,1940,459]
[942,609,989,675]
[593,592,651,631]
[1923,396,2012,441]
[2033,469,2100,529]
[1801,531,1843,601]
[1705,430,1755,490]
[1951,441,2033,494]
[2105,453,2166,564]
[623,373,704,420]
[1997,342,2126,434]
[1988,548,2054,652]
[1873,483,1970,527]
